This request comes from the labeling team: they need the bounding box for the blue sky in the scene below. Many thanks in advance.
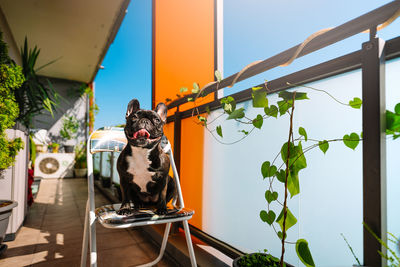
[94,0,152,129]
[94,0,400,129]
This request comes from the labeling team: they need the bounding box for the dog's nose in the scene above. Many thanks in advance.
[139,118,151,127]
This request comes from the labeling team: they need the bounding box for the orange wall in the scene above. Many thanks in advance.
[154,0,215,229]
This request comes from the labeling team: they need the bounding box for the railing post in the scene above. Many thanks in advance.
[171,109,182,234]
[173,109,182,176]
[361,33,387,267]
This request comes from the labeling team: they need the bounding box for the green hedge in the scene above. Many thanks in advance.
[0,31,24,170]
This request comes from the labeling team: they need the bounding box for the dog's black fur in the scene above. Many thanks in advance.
[117,99,176,215]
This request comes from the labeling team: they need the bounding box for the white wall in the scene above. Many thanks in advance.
[202,58,400,266]
[0,7,21,65]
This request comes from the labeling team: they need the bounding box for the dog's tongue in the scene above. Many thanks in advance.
[133,129,150,139]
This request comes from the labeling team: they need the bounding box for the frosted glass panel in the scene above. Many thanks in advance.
[203,70,363,266]
[112,152,120,184]
[386,58,400,256]
[100,152,111,178]
[93,153,100,172]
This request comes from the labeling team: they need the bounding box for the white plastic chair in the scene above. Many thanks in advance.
[80,127,197,267]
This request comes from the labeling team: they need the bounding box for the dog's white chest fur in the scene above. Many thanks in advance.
[126,146,155,192]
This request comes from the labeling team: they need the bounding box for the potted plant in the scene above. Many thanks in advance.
[48,142,59,153]
[74,143,87,177]
[0,200,18,255]
[93,169,100,180]
[232,250,294,267]
[60,115,79,153]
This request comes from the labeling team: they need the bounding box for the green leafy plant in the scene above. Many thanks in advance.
[363,223,400,267]
[236,250,281,267]
[14,37,59,127]
[74,142,87,169]
[386,102,400,140]
[341,226,400,267]
[60,115,79,141]
[340,233,362,266]
[0,31,25,171]
[176,73,363,266]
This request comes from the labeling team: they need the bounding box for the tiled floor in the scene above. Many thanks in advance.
[0,178,177,267]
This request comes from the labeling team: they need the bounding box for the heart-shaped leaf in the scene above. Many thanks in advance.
[349,97,362,109]
[287,171,300,198]
[276,169,286,183]
[276,208,297,231]
[261,161,277,178]
[277,231,287,240]
[252,87,268,108]
[299,127,308,141]
[221,96,236,114]
[278,100,292,116]
[395,103,400,115]
[265,105,278,118]
[318,140,329,154]
[215,70,222,82]
[227,108,245,120]
[216,125,223,138]
[265,190,278,204]
[343,133,360,150]
[260,210,276,225]
[252,114,263,129]
[279,91,309,101]
[296,239,315,267]
[281,142,296,162]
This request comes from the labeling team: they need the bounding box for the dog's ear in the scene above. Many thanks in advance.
[126,99,140,118]
[155,102,167,123]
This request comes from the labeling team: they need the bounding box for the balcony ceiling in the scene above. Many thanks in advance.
[0,0,129,83]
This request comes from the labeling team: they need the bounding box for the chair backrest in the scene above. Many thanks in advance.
[88,127,171,154]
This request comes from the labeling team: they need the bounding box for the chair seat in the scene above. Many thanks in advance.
[95,204,194,229]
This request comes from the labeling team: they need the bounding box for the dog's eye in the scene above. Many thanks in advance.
[153,118,160,124]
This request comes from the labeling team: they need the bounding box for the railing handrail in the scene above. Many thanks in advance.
[167,0,400,110]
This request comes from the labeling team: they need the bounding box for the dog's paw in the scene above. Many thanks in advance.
[155,208,168,215]
[117,208,132,216]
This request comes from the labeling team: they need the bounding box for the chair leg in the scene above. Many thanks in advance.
[183,220,197,267]
[80,200,90,267]
[89,209,97,267]
[135,223,172,267]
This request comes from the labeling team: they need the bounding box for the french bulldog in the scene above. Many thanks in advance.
[117,99,176,215]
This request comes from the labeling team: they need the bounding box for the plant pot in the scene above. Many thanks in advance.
[232,253,295,267]
[93,171,100,180]
[0,200,18,255]
[74,168,87,177]
[101,177,111,188]
[64,145,74,153]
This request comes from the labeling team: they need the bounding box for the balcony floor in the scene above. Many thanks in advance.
[0,178,176,267]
